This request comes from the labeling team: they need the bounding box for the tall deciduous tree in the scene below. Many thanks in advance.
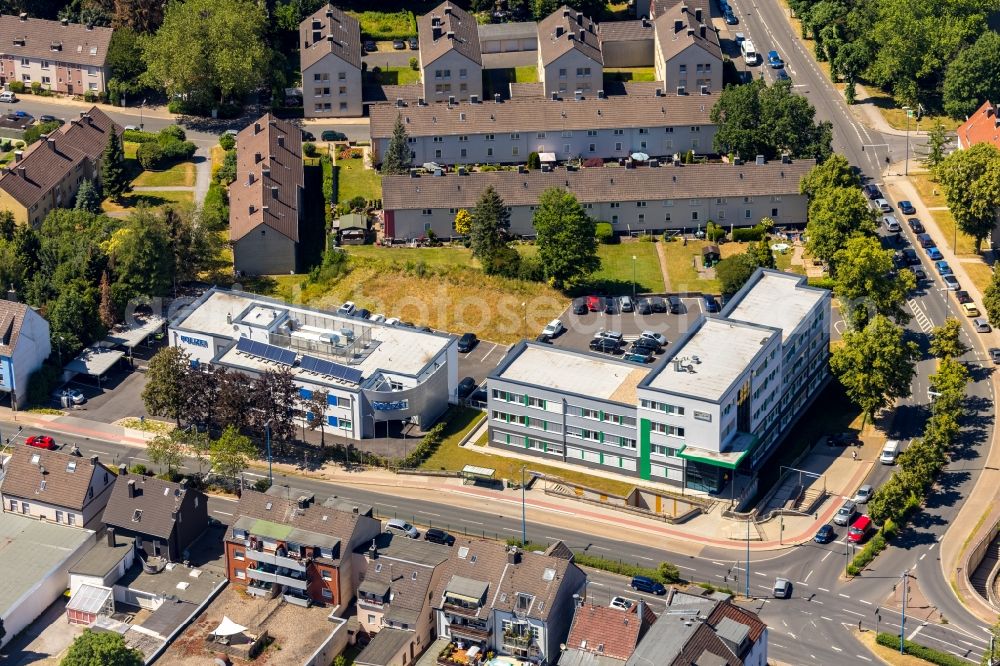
[98,271,116,329]
[929,318,970,359]
[62,629,143,666]
[984,266,1000,325]
[805,186,877,269]
[746,239,776,269]
[532,188,599,289]
[100,131,129,202]
[921,120,949,168]
[833,234,915,329]
[305,389,329,448]
[142,0,270,108]
[147,432,184,477]
[249,369,298,455]
[113,0,163,32]
[934,142,1000,252]
[209,425,256,485]
[830,315,919,426]
[799,154,859,198]
[141,346,190,425]
[943,31,1000,119]
[470,185,511,271]
[381,115,411,175]
[715,252,758,297]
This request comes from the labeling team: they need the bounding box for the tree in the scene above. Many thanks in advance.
[833,235,915,329]
[142,0,270,108]
[48,279,103,355]
[142,346,190,425]
[249,369,298,456]
[982,617,1000,665]
[24,120,63,145]
[943,32,1000,119]
[799,154,859,198]
[532,188,599,289]
[147,433,184,477]
[470,185,511,271]
[830,315,919,426]
[305,389,329,448]
[75,179,102,214]
[100,131,129,202]
[929,318,970,359]
[934,138,1000,252]
[929,356,970,417]
[209,425,257,485]
[381,114,411,175]
[62,629,143,666]
[214,367,250,430]
[984,266,1000,325]
[107,208,173,308]
[806,186,877,269]
[454,209,472,236]
[106,27,147,96]
[921,120,949,169]
[746,239,776,269]
[98,271,116,329]
[715,252,758,297]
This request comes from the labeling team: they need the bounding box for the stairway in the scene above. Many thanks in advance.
[970,534,1000,600]
[792,487,825,514]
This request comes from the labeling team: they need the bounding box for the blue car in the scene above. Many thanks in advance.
[767,50,784,68]
[926,247,943,261]
[724,9,738,24]
[704,295,720,313]
[814,524,836,544]
[631,575,667,595]
[935,260,952,276]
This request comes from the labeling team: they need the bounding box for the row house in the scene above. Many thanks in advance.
[0,13,112,94]
[418,2,482,104]
[300,4,363,118]
[653,1,722,95]
[1,447,114,528]
[537,6,604,97]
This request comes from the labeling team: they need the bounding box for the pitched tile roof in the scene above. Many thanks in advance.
[565,603,649,661]
[102,474,202,540]
[0,14,112,65]
[957,100,1000,150]
[0,106,120,208]
[1,447,112,511]
[538,6,603,66]
[370,92,717,137]
[707,600,766,643]
[599,19,655,42]
[358,534,451,627]
[0,299,34,356]
[229,113,304,243]
[418,2,482,68]
[654,0,722,63]
[383,160,812,210]
[300,4,361,71]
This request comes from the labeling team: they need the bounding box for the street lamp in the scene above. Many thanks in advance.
[900,570,909,654]
[631,255,637,300]
[521,302,527,339]
[520,464,527,546]
[265,420,273,486]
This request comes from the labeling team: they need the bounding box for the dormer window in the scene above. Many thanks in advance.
[132,509,142,522]
[516,593,533,611]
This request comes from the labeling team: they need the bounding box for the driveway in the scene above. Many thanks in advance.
[3,596,85,665]
[60,370,150,425]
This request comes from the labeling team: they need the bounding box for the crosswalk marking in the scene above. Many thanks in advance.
[907,299,933,333]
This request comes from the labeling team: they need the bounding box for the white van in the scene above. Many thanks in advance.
[880,440,900,465]
[0,91,16,103]
[741,40,759,65]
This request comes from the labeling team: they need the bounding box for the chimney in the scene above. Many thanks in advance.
[573,593,582,608]
[254,122,262,134]
[674,19,683,33]
[680,3,688,13]
[249,205,255,215]
[16,166,25,178]
[368,540,378,560]
[277,135,285,148]
[687,28,694,37]
[470,94,479,103]
[13,150,22,162]
[47,137,57,150]
[171,509,179,522]
[507,546,521,564]
[107,528,116,548]
[297,496,309,509]
[699,23,706,38]
[127,479,136,498]
[61,17,69,26]
[119,463,127,476]
[6,287,16,302]
[577,13,583,25]
[494,93,501,102]
[90,455,99,466]
[695,7,702,21]
[579,28,585,41]
[18,12,26,21]
[755,154,765,165]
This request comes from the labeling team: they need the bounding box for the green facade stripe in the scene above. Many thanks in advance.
[639,418,652,480]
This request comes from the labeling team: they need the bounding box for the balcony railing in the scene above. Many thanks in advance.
[442,602,481,618]
[245,567,309,591]
[448,623,490,640]
[244,548,307,572]
[502,633,533,648]
[358,596,385,608]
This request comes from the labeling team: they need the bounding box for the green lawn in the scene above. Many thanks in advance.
[102,190,194,213]
[336,158,381,202]
[660,239,721,293]
[604,67,657,83]
[483,66,538,98]
[132,161,195,188]
[345,244,478,268]
[587,242,665,294]
[348,9,416,40]
[124,141,139,160]
[366,66,421,86]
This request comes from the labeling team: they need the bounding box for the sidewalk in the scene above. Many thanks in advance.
[16,92,176,120]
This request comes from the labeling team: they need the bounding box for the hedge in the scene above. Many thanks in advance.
[573,553,682,584]
[732,224,766,242]
[875,633,970,666]
[595,222,615,244]
[846,531,887,576]
[123,129,159,144]
[321,154,336,226]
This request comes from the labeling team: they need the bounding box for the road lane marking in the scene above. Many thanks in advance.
[464,520,484,525]
[587,581,605,587]
[838,593,850,598]
[842,609,864,617]
[754,571,766,577]
[479,344,497,363]
[821,551,832,562]
[819,587,830,592]
[919,553,927,561]
[860,600,873,605]
[675,564,697,571]
[810,599,824,605]
[831,646,843,652]
[592,545,611,551]
[90,449,110,455]
[804,569,814,583]
[908,625,924,641]
[635,555,654,561]
[796,582,808,586]
[821,616,834,622]
[856,656,872,662]
[500,527,519,533]
[907,299,933,333]
[421,511,442,517]
[711,561,724,566]
[772,643,787,649]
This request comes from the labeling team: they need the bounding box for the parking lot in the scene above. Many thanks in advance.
[457,339,506,385]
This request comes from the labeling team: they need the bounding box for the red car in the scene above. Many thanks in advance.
[25,435,57,450]
[585,295,603,312]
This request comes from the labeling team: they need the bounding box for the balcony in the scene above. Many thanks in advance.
[358,596,385,609]
[502,633,533,649]
[246,566,309,591]
[442,602,482,619]
[244,548,307,572]
[448,622,490,641]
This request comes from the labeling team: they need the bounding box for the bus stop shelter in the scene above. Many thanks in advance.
[460,464,496,487]
[65,343,125,388]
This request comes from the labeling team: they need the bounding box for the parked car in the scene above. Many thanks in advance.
[667,295,683,314]
[874,198,893,212]
[773,578,792,598]
[408,37,419,50]
[963,302,981,317]
[926,247,943,261]
[880,440,900,465]
[353,308,371,320]
[833,500,857,526]
[882,215,901,233]
[630,576,666,595]
[916,233,935,248]
[392,39,406,49]
[623,351,654,363]
[337,301,356,316]
[892,251,908,270]
[424,527,455,546]
[814,524,836,544]
[853,484,874,504]
[610,596,635,610]
[54,388,86,405]
[572,297,589,315]
[594,330,624,342]
[619,295,635,313]
[863,183,882,200]
[457,377,476,399]
[39,114,63,124]
[989,348,1000,365]
[0,91,17,103]
[899,200,916,215]
[301,130,316,141]
[631,339,660,355]
[943,275,960,291]
[934,260,952,276]
[370,313,386,323]
[386,518,420,539]
[457,332,478,353]
[902,248,919,265]
[650,297,667,313]
[955,290,972,304]
[25,435,57,449]
[847,515,872,543]
[907,217,924,233]
[640,330,668,346]
[724,8,738,24]
[767,50,784,68]
[703,295,720,313]
[363,40,376,51]
[975,318,992,333]
[535,333,552,344]
[586,295,603,312]
[636,298,653,315]
[321,130,347,142]
[589,337,621,354]
[911,267,926,281]
[542,319,564,337]
[384,317,400,326]
[776,69,791,82]
[604,298,616,315]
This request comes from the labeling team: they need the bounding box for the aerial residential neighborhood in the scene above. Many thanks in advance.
[0,1,997,666]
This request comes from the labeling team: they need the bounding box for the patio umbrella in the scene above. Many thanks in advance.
[210,616,248,637]
[630,152,650,161]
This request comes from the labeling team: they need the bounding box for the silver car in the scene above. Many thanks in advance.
[833,500,856,526]
[853,484,873,504]
[773,578,791,598]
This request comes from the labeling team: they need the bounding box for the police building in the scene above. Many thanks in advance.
[167,288,459,440]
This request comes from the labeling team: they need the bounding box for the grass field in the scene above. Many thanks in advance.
[349,10,416,40]
[961,260,993,296]
[861,88,962,132]
[337,158,381,202]
[603,67,657,83]
[586,242,665,293]
[367,66,421,86]
[909,172,948,208]
[420,409,636,496]
[132,161,195,188]
[102,190,194,213]
[346,244,480,268]
[661,239,721,293]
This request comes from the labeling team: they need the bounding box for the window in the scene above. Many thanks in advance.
[651,444,677,457]
[55,510,63,523]
[587,130,598,137]
[517,593,534,610]
[640,399,684,415]
[512,146,519,156]
[435,149,442,159]
[234,550,246,561]
[339,102,347,111]
[536,132,546,139]
[338,71,346,80]
[339,86,346,94]
[613,129,624,136]
[19,57,28,66]
[340,419,352,430]
[461,148,467,157]
[561,130,572,138]
[41,76,50,84]
[487,147,493,156]
[691,211,699,220]
[559,68,567,79]
[679,64,687,73]
[460,68,467,79]
[772,208,779,217]
[368,614,376,624]
[694,410,712,422]
[322,570,332,581]
[68,513,76,526]
[636,201,646,208]
[588,143,596,152]
[485,134,495,141]
[615,142,622,151]
[322,588,333,599]
[235,569,246,580]
[650,422,685,437]
[422,209,432,216]
[21,502,29,514]
[576,67,591,76]
[745,209,752,219]
[639,128,649,135]
[510,133,520,139]
[432,136,444,143]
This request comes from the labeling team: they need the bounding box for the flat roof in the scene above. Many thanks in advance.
[65,344,125,376]
[496,343,650,404]
[645,318,775,401]
[172,291,257,339]
[104,314,165,348]
[724,270,827,342]
[0,513,93,614]
[478,20,537,40]
[355,626,415,666]
[116,561,226,605]
[70,533,135,577]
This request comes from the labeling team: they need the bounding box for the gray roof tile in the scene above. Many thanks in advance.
[102,474,204,540]
[418,2,482,67]
[538,6,603,66]
[300,4,361,71]
[0,14,112,65]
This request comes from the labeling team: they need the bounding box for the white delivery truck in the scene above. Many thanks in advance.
[741,40,759,65]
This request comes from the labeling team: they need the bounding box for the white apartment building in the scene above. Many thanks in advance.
[537,6,604,97]
[418,2,483,103]
[300,4,363,118]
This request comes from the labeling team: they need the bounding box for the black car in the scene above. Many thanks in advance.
[637,298,653,315]
[902,248,919,265]
[321,130,348,142]
[39,114,64,125]
[425,527,455,546]
[535,333,553,344]
[363,40,376,52]
[912,267,926,281]
[353,308,371,319]
[631,339,661,355]
[457,377,476,399]
[469,387,487,403]
[457,332,478,352]
[603,299,616,315]
[892,252,907,270]
[955,290,972,304]
[814,524,836,544]
[907,217,924,233]
[667,295,683,314]
[408,37,419,50]
[572,297,588,315]
[589,337,621,354]
[862,183,882,200]
[650,297,667,313]
[898,200,916,215]
[302,130,316,141]
[916,233,935,248]
[417,325,433,332]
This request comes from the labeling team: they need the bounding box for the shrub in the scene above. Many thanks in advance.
[583,157,604,168]
[130,463,148,475]
[159,137,196,161]
[167,100,184,114]
[573,553,683,584]
[252,478,272,492]
[348,195,367,211]
[399,420,448,468]
[160,124,186,141]
[137,141,165,170]
[874,633,969,666]
[732,224,766,242]
[123,129,158,143]
[215,149,237,185]
[706,221,727,242]
[84,90,97,103]
[639,234,656,242]
[30,81,42,95]
[303,141,318,157]
[23,120,62,146]
[338,147,363,160]
[595,222,615,244]
[482,245,522,277]
[9,81,24,94]
[201,182,229,231]
[527,152,541,170]
[409,57,419,71]
[219,133,236,151]
[517,255,545,281]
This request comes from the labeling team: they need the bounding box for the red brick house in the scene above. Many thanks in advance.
[956,100,1000,151]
